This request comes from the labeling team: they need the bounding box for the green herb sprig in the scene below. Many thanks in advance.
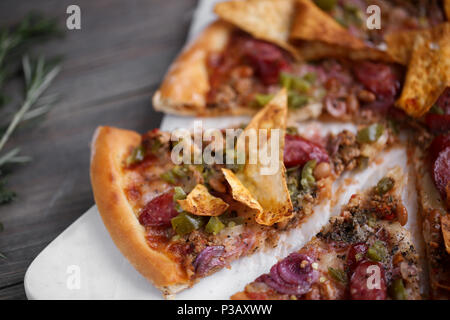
[0,14,62,258]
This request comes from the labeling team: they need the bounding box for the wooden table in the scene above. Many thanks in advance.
[0,0,197,299]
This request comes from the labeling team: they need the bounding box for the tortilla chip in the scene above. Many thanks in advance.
[385,29,420,65]
[178,184,229,216]
[396,23,450,118]
[441,214,450,254]
[214,0,299,58]
[221,168,264,214]
[236,89,293,226]
[296,40,393,62]
[291,0,365,50]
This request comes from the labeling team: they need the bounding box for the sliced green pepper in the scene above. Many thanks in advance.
[367,240,387,262]
[126,145,145,166]
[149,138,162,154]
[303,72,317,84]
[171,212,205,236]
[205,216,225,235]
[328,267,348,284]
[314,0,336,11]
[288,91,308,109]
[286,126,299,135]
[280,72,294,89]
[357,156,369,171]
[161,170,176,184]
[301,160,317,192]
[225,216,244,228]
[376,177,395,195]
[173,186,186,201]
[280,73,312,92]
[253,93,274,107]
[356,123,384,143]
[172,165,188,178]
[292,78,311,93]
[389,278,407,300]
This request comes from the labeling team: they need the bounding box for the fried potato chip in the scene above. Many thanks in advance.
[178,184,229,216]
[235,89,293,226]
[214,0,299,58]
[221,168,264,214]
[396,23,450,118]
[441,214,450,254]
[291,0,365,50]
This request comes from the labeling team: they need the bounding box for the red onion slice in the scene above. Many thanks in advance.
[193,246,225,276]
[260,253,318,296]
[325,96,347,118]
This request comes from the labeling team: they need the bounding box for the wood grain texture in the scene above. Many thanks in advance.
[0,0,198,299]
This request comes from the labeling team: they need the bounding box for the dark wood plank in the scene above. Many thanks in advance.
[0,0,198,299]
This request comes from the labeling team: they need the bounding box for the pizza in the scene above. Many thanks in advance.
[231,168,420,300]
[90,0,450,300]
[91,89,393,297]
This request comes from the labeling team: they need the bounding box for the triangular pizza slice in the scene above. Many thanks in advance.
[232,168,421,300]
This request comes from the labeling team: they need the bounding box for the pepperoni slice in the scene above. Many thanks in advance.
[435,87,450,114]
[350,261,387,300]
[353,62,401,99]
[425,114,450,135]
[429,134,450,163]
[240,37,291,85]
[284,134,329,168]
[433,146,450,201]
[346,243,368,273]
[138,190,178,227]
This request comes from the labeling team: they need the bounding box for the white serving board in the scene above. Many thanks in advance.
[24,0,428,299]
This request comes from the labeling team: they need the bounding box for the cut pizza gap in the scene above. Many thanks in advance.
[91,90,400,298]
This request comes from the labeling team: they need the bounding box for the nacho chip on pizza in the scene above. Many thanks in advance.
[396,23,450,118]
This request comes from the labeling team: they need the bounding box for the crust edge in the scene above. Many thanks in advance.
[90,126,190,296]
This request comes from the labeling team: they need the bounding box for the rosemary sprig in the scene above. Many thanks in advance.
[0,56,60,154]
[0,13,60,107]
[0,14,61,259]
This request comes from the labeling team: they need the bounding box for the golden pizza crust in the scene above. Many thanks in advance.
[411,143,450,299]
[152,20,254,117]
[90,126,190,296]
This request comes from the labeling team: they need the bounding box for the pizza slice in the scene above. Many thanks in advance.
[91,89,393,298]
[232,168,421,300]
[153,18,404,122]
[407,91,450,299]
